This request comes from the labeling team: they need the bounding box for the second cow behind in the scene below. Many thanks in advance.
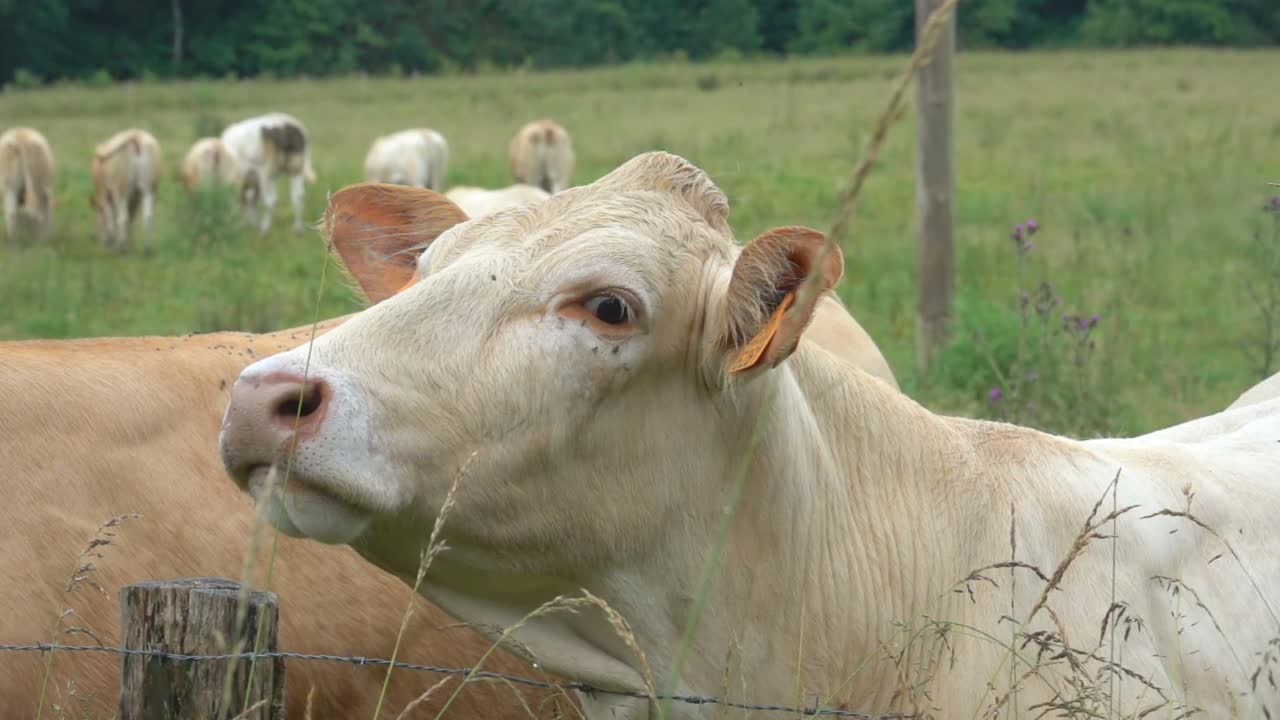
[221,112,316,234]
[90,128,161,253]
[363,128,449,191]
[508,119,574,194]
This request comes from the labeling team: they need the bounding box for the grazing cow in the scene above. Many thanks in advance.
[90,129,161,253]
[444,183,550,220]
[364,129,449,191]
[180,137,240,193]
[221,153,1279,720]
[508,119,574,194]
[0,127,55,242]
[220,112,316,234]
[0,319,570,720]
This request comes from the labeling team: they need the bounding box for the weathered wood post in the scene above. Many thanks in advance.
[914,0,957,372]
[120,577,286,720]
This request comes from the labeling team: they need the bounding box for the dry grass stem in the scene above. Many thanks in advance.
[825,0,960,253]
[393,676,456,720]
[373,450,476,719]
[36,513,141,720]
[224,241,334,714]
[228,698,269,720]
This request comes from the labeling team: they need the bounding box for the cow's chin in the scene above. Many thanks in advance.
[246,466,371,545]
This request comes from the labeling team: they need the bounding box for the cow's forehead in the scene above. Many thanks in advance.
[429,188,730,285]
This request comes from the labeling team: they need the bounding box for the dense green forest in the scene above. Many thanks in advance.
[1,0,1277,86]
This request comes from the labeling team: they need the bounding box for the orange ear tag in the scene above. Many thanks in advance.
[394,270,421,295]
[727,291,794,374]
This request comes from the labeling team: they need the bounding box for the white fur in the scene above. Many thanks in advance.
[445,184,550,219]
[363,128,449,191]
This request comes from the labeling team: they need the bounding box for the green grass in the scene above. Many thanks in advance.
[2,48,1277,436]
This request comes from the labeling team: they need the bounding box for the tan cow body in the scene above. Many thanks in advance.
[180,137,240,193]
[508,120,574,194]
[90,129,161,252]
[364,129,449,191]
[0,127,55,242]
[221,153,1279,719]
[221,112,316,234]
[444,184,551,220]
[0,322,567,719]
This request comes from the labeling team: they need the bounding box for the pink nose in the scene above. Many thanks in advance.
[220,372,330,481]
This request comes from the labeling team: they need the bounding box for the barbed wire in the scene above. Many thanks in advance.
[0,641,917,718]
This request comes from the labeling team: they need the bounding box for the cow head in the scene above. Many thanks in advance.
[218,151,843,705]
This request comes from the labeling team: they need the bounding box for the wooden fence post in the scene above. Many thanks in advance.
[120,577,286,720]
[914,0,957,373]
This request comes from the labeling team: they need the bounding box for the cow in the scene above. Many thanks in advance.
[508,119,574,194]
[180,137,240,193]
[0,127,55,242]
[0,318,572,720]
[444,184,550,220]
[220,112,316,234]
[364,129,449,191]
[220,152,1280,720]
[89,129,161,253]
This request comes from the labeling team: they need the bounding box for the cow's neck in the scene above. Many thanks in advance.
[671,345,995,713]
[554,345,1008,718]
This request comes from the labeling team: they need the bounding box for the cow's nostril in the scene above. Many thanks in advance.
[274,382,324,420]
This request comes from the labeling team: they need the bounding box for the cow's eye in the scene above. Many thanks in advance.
[584,293,631,325]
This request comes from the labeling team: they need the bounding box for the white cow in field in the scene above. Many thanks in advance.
[221,112,316,233]
[0,127,55,242]
[90,128,161,253]
[227,155,1280,720]
[180,136,239,193]
[364,128,449,190]
[444,183,550,219]
[509,119,574,194]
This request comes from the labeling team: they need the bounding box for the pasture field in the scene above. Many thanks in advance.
[2,48,1278,437]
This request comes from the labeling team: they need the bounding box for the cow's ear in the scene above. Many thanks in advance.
[323,183,469,304]
[716,226,843,378]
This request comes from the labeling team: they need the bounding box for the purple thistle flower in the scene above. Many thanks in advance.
[1024,241,1035,252]
[1088,314,1100,328]
[1077,317,1088,331]
[988,387,1002,402]
[1011,224,1025,242]
[1026,219,1040,235]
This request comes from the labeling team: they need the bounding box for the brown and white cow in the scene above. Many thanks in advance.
[90,128,162,253]
[221,112,316,234]
[0,127,55,242]
[365,129,449,191]
[220,153,1280,719]
[508,120,574,194]
[444,183,551,220]
[0,319,571,720]
[180,137,240,193]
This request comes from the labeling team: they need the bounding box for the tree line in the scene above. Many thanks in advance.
[1,0,1277,86]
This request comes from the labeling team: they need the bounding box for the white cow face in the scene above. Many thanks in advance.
[218,152,843,586]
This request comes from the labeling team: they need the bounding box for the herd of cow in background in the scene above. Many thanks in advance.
[0,112,575,251]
